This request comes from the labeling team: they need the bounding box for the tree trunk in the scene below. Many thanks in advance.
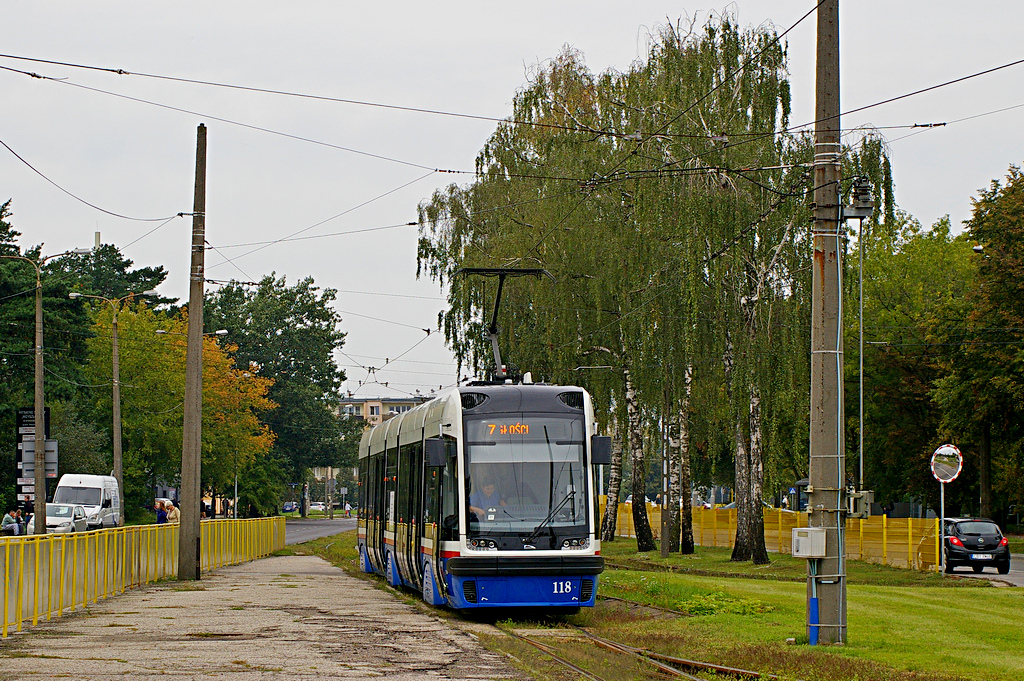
[625,365,656,552]
[979,420,992,518]
[668,411,681,553]
[748,384,769,564]
[725,333,752,562]
[600,424,624,541]
[678,363,695,554]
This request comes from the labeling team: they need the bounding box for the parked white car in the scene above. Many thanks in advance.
[308,502,326,512]
[26,504,89,534]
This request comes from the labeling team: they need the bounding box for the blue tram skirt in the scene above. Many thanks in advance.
[445,574,598,609]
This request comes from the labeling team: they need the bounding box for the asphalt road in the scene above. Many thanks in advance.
[285,516,357,545]
[950,553,1024,587]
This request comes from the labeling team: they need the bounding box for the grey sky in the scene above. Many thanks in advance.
[3,2,1023,398]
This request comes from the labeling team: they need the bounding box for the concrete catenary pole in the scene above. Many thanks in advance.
[808,0,846,644]
[111,303,123,508]
[178,123,207,580]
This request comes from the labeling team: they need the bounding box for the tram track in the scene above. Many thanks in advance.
[500,621,792,681]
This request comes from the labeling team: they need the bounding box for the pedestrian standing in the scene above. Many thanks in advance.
[155,500,168,524]
[165,501,180,524]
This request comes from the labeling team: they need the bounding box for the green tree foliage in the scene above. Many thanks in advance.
[852,214,976,510]
[932,165,1024,517]
[49,400,108,475]
[48,244,172,306]
[418,16,820,558]
[205,275,347,482]
[83,305,275,513]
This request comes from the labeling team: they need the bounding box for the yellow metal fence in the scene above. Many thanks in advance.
[1,517,285,638]
[608,504,942,571]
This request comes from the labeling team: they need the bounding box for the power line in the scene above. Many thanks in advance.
[0,134,186,222]
[206,170,437,272]
[211,222,417,249]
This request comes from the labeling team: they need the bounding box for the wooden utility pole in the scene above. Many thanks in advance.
[808,0,845,644]
[178,124,207,581]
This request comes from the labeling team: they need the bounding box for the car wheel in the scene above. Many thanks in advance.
[972,565,984,574]
[997,561,1010,575]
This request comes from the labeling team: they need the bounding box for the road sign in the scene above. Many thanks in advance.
[789,487,797,494]
[17,477,34,485]
[18,461,57,478]
[19,439,58,461]
[931,444,963,483]
[20,485,34,493]
[17,493,34,502]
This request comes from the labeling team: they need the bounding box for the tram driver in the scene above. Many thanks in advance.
[468,477,507,517]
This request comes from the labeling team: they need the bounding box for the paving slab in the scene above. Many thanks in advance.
[0,555,524,680]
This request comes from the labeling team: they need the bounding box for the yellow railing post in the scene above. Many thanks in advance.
[935,517,941,570]
[3,540,10,638]
[882,514,888,566]
[859,518,864,561]
[16,540,25,632]
[908,519,914,569]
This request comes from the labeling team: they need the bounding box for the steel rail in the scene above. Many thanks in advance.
[503,629,606,681]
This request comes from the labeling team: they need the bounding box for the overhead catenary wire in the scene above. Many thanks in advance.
[0,134,186,222]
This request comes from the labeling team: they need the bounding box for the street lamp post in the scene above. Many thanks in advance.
[1,249,89,532]
[69,290,157,516]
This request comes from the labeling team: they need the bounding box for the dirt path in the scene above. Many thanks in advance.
[0,555,524,680]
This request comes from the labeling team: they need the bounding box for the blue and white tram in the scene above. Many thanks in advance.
[357,383,611,610]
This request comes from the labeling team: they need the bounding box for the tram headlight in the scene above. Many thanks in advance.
[469,538,498,551]
[561,537,590,550]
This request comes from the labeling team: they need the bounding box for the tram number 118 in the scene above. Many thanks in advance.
[553,580,574,594]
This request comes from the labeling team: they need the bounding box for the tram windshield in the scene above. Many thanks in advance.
[463,414,587,538]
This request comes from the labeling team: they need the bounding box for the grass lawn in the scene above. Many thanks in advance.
[293,531,1023,681]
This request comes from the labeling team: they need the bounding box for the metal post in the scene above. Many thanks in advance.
[808,0,846,644]
[939,482,945,572]
[33,267,46,531]
[178,123,207,580]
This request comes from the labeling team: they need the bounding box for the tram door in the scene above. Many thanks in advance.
[402,440,424,587]
[368,449,386,571]
[382,442,398,569]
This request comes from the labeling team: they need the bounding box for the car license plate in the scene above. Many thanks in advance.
[970,553,992,560]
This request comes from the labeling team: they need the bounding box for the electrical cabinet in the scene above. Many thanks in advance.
[792,527,827,558]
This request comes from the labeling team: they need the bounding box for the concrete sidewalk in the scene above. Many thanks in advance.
[0,555,523,680]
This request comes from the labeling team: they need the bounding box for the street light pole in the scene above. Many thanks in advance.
[3,249,88,532]
[69,290,157,516]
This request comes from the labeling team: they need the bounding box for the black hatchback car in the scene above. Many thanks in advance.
[943,518,1011,574]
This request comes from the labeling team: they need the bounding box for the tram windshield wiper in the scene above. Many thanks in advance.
[523,490,575,544]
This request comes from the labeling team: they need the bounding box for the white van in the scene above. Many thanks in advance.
[52,474,121,529]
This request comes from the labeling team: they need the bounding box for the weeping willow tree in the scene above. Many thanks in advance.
[418,14,892,561]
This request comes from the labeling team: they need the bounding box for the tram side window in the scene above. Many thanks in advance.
[385,446,398,524]
[440,437,458,541]
[398,442,413,524]
[358,458,368,520]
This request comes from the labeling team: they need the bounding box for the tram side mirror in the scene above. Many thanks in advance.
[591,435,612,465]
[425,438,447,468]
